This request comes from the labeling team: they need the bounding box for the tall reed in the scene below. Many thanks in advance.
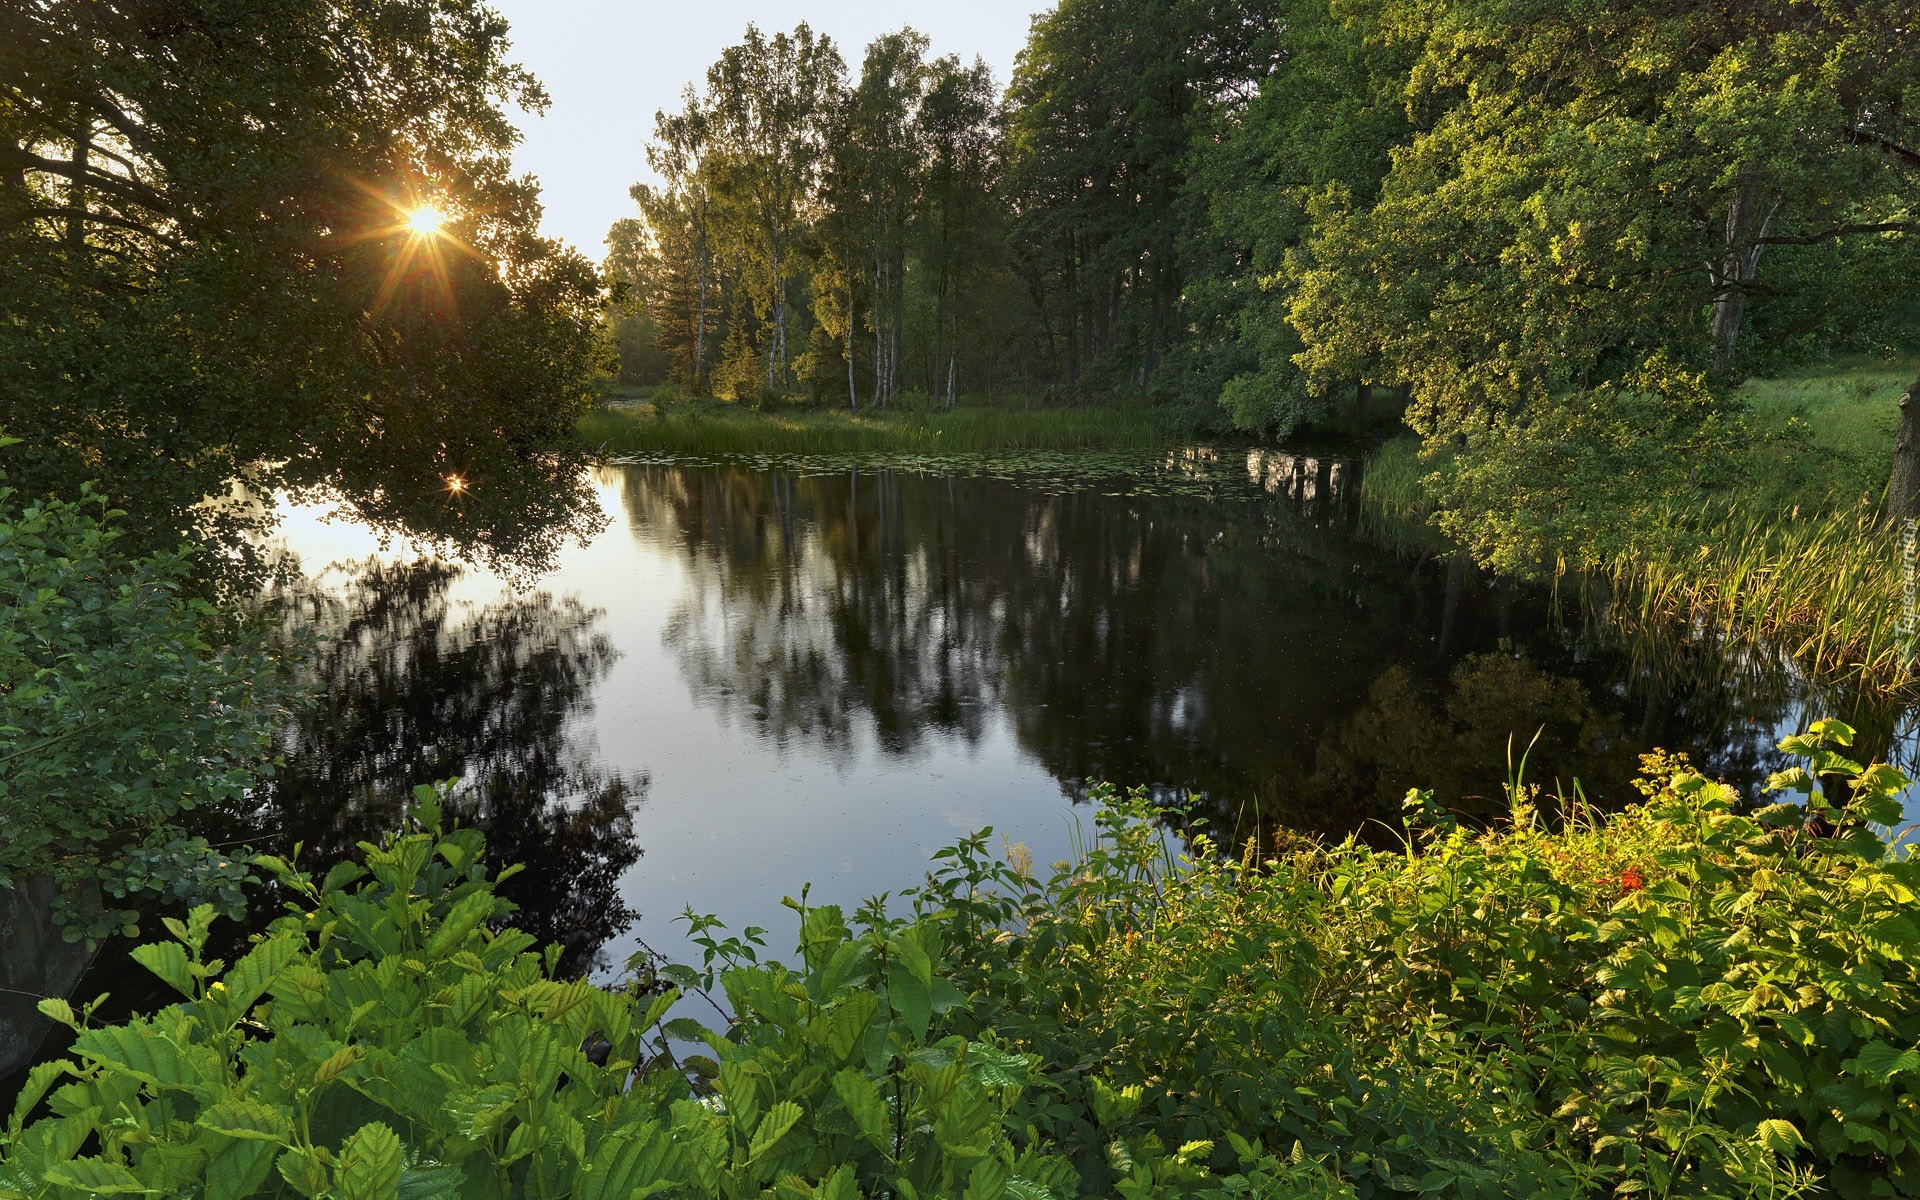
[1599,499,1911,688]
[1356,436,1913,689]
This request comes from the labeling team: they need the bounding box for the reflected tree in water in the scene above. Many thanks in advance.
[252,558,644,977]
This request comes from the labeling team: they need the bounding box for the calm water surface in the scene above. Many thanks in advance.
[253,451,1912,977]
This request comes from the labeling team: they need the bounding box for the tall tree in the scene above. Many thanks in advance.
[0,0,608,582]
[847,31,930,409]
[917,56,1002,409]
[1287,0,1920,566]
[702,24,843,398]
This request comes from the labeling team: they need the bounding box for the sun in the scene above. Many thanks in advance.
[406,206,446,236]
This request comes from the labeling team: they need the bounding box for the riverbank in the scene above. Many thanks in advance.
[1360,358,1918,688]
[4,723,1906,1196]
[580,390,1179,455]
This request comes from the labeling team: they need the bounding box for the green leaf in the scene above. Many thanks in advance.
[41,1156,156,1194]
[397,1163,467,1200]
[72,1023,193,1089]
[214,933,302,1020]
[424,890,497,959]
[889,967,932,1040]
[834,1068,889,1149]
[276,1147,332,1199]
[206,1138,277,1200]
[575,1126,677,1200]
[964,1157,1013,1200]
[7,1060,74,1136]
[196,1099,293,1142]
[35,997,77,1031]
[130,942,196,998]
[750,1100,803,1161]
[337,1121,404,1200]
[1754,1118,1806,1155]
[1854,1041,1920,1082]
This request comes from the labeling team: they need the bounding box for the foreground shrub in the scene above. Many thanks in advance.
[2,723,1913,1197]
[0,446,279,944]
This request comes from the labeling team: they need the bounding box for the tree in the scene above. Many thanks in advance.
[0,451,278,946]
[0,0,608,585]
[1287,0,1920,564]
[1004,0,1280,399]
[845,31,930,409]
[701,24,843,398]
[917,56,1002,409]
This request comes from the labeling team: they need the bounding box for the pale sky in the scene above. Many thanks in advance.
[488,0,1046,257]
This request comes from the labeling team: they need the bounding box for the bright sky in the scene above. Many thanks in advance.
[488,0,1046,259]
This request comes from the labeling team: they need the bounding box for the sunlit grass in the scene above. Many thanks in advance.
[578,395,1176,455]
[1356,358,1920,689]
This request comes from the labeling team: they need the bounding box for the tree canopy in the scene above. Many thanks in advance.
[1,0,609,584]
[617,2,1920,568]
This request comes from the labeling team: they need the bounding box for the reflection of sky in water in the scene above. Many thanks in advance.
[271,461,1920,979]
[274,475,1085,978]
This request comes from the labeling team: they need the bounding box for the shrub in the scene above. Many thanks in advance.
[3,723,1913,1197]
[0,447,280,944]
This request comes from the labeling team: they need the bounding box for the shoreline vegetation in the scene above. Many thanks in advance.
[585,359,1920,693]
[580,388,1184,455]
[5,724,1911,1197]
[1361,358,1919,691]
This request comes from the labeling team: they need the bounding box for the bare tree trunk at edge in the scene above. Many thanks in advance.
[1887,373,1920,527]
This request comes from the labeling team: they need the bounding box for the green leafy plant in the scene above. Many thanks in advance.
[0,448,281,943]
[7,724,1914,1197]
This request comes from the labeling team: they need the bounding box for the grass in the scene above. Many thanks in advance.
[579,391,1179,455]
[1358,356,1920,689]
[1739,354,1912,465]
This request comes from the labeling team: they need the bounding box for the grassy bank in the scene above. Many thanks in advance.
[1362,358,1918,688]
[5,724,1911,1197]
[581,392,1178,455]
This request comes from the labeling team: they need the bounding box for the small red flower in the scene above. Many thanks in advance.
[1618,867,1646,893]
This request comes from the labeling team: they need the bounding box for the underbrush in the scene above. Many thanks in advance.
[578,398,1174,455]
[1360,382,1916,689]
[5,723,1919,1198]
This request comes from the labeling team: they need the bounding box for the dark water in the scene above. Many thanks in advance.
[230,452,1918,979]
[7,447,1910,1088]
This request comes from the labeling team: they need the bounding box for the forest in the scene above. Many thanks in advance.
[609,0,1920,571]
[9,0,1920,1196]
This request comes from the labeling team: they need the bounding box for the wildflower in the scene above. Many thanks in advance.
[1618,867,1645,892]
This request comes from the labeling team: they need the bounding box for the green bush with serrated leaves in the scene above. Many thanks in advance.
[4,722,1917,1198]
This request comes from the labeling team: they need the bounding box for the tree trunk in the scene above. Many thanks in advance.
[1709,181,1778,375]
[846,286,858,411]
[66,108,89,248]
[1887,373,1920,527]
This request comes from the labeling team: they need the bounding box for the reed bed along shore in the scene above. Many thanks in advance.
[1602,500,1911,687]
[580,397,1176,455]
[1358,435,1915,690]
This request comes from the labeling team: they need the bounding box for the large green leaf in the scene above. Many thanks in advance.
[40,1156,157,1195]
[337,1121,404,1200]
[196,1099,294,1143]
[72,1024,193,1090]
[575,1127,678,1200]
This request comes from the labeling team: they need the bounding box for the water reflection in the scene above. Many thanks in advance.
[610,458,1863,839]
[252,559,645,976]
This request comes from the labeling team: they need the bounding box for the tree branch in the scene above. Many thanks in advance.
[1758,221,1918,246]
[1841,126,1920,173]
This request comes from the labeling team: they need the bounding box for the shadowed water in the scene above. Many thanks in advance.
[9,449,1908,1080]
[231,454,1911,978]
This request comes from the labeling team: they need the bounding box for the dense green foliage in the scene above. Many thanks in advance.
[614,0,1920,572]
[1,0,609,582]
[0,448,277,945]
[8,722,1920,1197]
